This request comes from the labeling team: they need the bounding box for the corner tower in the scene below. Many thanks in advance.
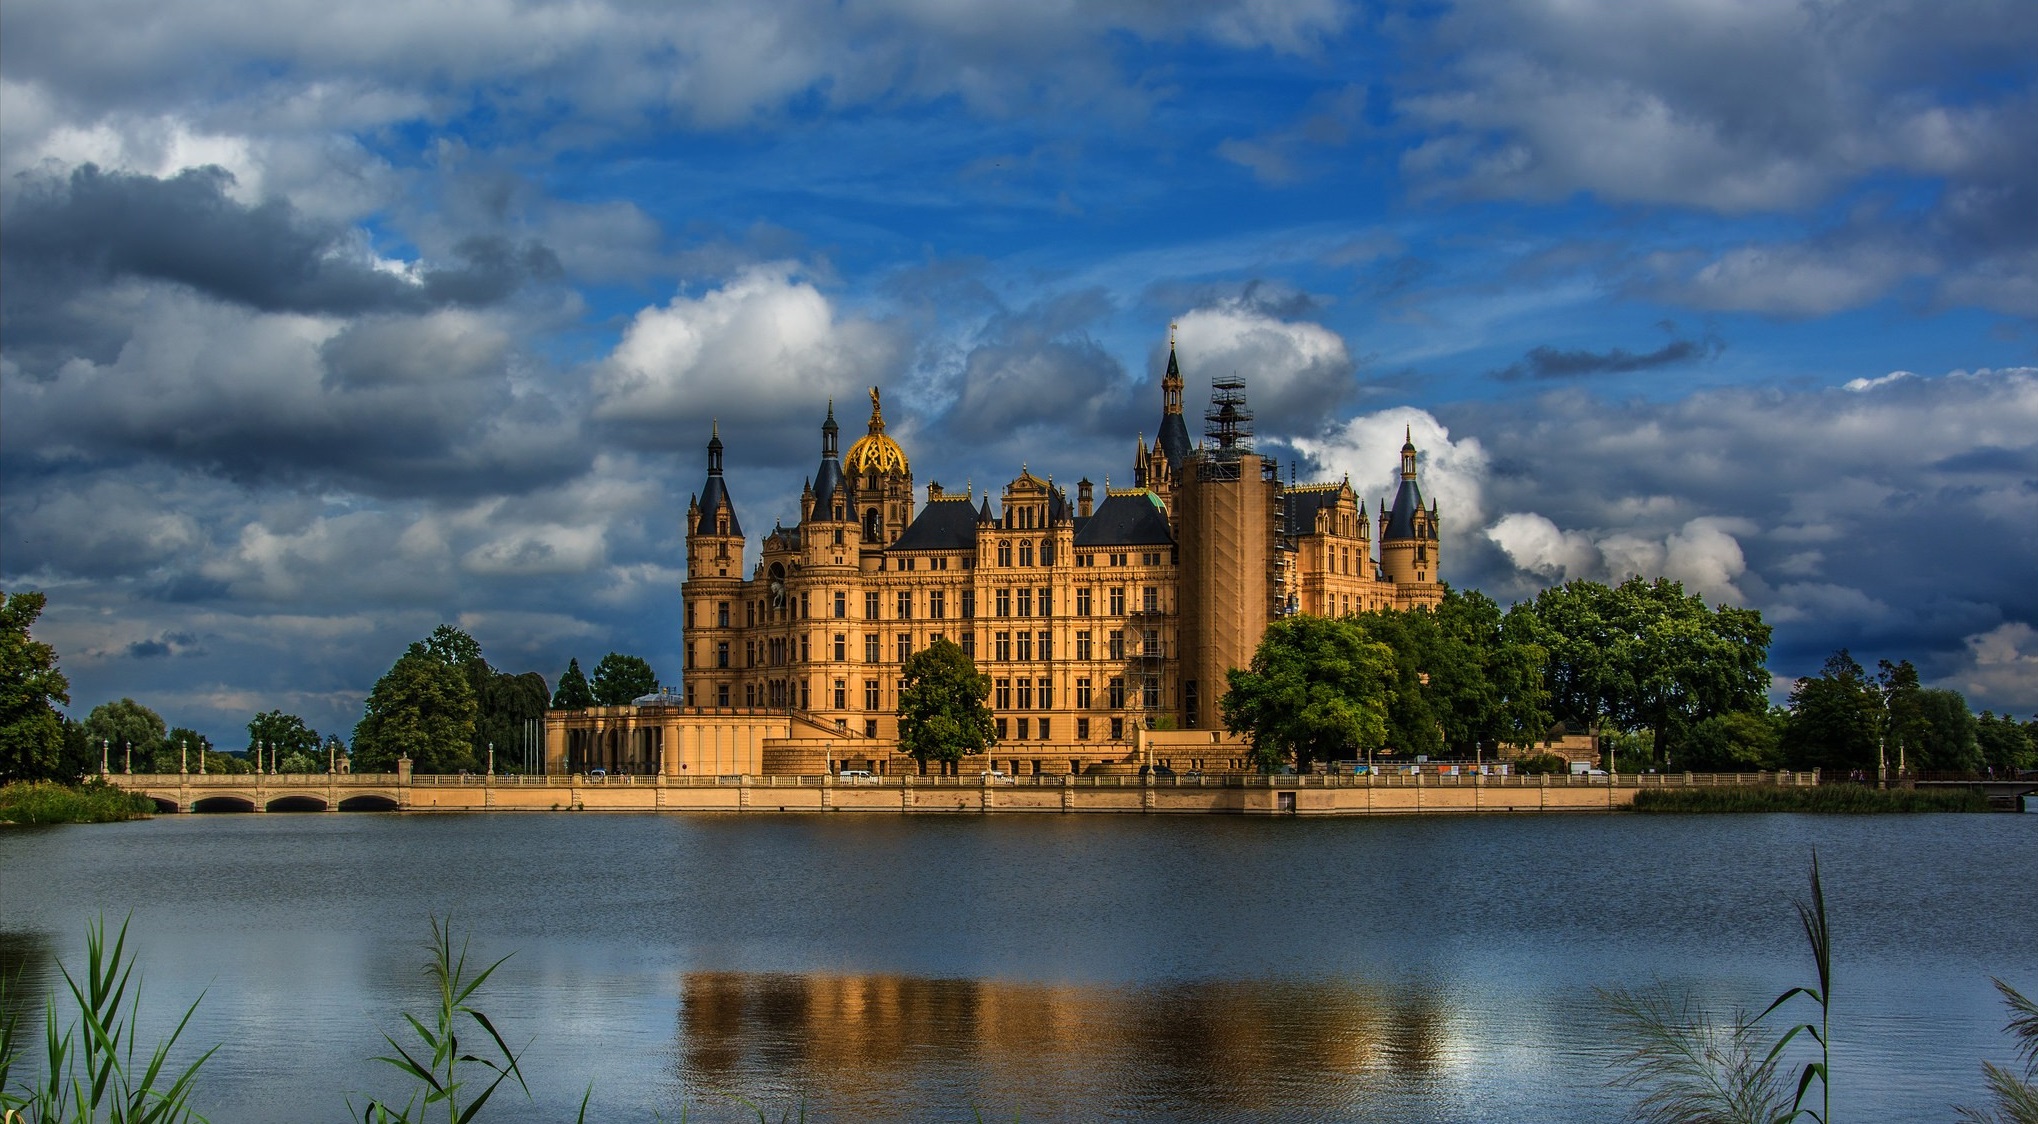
[1378,427,1441,589]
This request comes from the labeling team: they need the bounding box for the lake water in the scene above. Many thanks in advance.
[2,810,2032,1122]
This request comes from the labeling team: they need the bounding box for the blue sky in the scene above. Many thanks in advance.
[3,0,2034,747]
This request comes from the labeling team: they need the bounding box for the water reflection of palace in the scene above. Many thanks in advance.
[674,971,1451,1118]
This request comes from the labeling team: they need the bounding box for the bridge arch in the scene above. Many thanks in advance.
[145,794,181,814]
[191,795,257,813]
[265,794,329,813]
[337,794,399,812]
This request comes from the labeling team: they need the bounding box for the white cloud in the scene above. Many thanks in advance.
[595,265,904,426]
[1485,514,1752,603]
[1946,623,2038,710]
[1172,302,1354,432]
[1292,407,1489,548]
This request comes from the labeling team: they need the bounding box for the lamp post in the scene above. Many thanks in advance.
[124,741,131,775]
[100,738,109,777]
[181,739,188,775]
[487,742,495,777]
[328,740,336,775]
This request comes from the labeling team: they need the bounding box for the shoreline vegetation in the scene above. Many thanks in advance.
[1632,785,1991,814]
[0,781,155,825]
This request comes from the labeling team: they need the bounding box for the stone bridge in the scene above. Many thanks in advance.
[109,772,407,813]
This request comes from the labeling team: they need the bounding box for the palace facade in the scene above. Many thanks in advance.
[638,339,1443,777]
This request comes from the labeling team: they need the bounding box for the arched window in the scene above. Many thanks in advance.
[865,509,881,541]
[1018,541,1033,567]
[998,541,1013,567]
[1040,541,1054,566]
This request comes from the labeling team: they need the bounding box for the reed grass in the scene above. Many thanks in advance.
[0,781,157,825]
[0,916,215,1122]
[1631,785,1988,814]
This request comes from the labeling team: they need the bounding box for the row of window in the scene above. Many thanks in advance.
[688,626,1169,670]
[687,585,1171,631]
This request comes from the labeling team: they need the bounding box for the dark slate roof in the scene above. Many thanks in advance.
[812,456,846,517]
[888,498,982,552]
[1157,413,1192,469]
[1385,477,1424,540]
[696,476,741,536]
[1074,491,1174,547]
[1282,487,1344,537]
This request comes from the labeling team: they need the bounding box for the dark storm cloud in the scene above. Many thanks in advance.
[1,164,560,317]
[1439,367,2038,704]
[1490,330,1725,381]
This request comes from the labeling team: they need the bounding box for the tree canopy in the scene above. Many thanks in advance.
[2,590,72,783]
[248,710,323,771]
[552,658,595,710]
[352,640,479,773]
[1781,650,1880,772]
[896,638,995,766]
[1347,589,1551,761]
[83,698,168,772]
[1221,615,1397,772]
[1512,577,1771,769]
[590,652,658,705]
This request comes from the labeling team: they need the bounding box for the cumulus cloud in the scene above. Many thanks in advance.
[1488,514,1753,603]
[1170,299,1355,435]
[594,265,905,445]
[1947,623,2038,708]
[1291,407,1490,547]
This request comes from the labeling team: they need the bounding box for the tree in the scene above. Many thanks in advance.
[896,638,995,766]
[83,698,168,773]
[1,590,72,783]
[1682,708,1787,771]
[476,670,550,772]
[352,644,479,773]
[1976,712,2035,774]
[590,652,658,706]
[1517,577,1770,770]
[552,658,595,710]
[1782,650,1879,772]
[165,727,215,772]
[1353,589,1551,761]
[422,624,483,668]
[1221,615,1396,772]
[248,710,323,772]
[1910,688,1980,773]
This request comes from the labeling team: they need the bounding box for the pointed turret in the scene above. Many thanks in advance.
[810,400,847,522]
[1155,332,1193,470]
[687,422,745,580]
[1380,426,1439,586]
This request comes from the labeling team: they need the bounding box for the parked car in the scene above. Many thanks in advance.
[980,769,1015,783]
[1139,764,1176,779]
[838,770,876,783]
[587,768,607,780]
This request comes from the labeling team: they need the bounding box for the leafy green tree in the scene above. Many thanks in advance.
[590,652,658,705]
[1910,688,1980,773]
[1976,712,2035,773]
[353,644,479,773]
[1516,577,1770,770]
[422,624,484,668]
[1221,615,1396,772]
[896,638,995,766]
[476,671,549,772]
[1782,650,1879,772]
[1354,588,1551,760]
[1,590,72,782]
[82,698,168,773]
[247,710,323,772]
[552,658,595,710]
[1682,708,1786,771]
[154,726,211,772]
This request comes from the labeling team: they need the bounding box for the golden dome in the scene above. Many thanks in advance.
[844,386,909,475]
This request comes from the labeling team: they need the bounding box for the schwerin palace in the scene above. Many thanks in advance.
[543,341,1443,778]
